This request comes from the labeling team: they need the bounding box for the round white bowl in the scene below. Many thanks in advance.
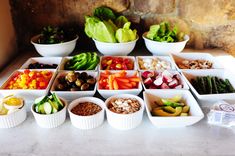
[68,97,105,130]
[92,37,138,56]
[31,35,78,57]
[105,94,144,130]
[31,98,67,128]
[0,103,26,128]
[142,32,189,55]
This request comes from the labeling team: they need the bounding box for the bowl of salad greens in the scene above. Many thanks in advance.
[85,6,138,56]
[31,26,78,57]
[143,22,189,55]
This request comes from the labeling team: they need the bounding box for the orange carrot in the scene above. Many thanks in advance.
[118,81,132,88]
[129,77,140,82]
[130,81,137,87]
[116,77,130,83]
[108,75,113,90]
[113,79,119,90]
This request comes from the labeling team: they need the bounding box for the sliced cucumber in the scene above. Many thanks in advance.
[52,107,58,113]
[49,100,59,110]
[38,104,45,114]
[43,102,52,114]
[34,96,48,105]
[52,93,64,109]
[35,105,39,113]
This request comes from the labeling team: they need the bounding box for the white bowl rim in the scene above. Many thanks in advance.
[31,97,68,116]
[68,97,105,117]
[142,32,189,43]
[92,35,139,45]
[105,94,145,116]
[31,34,79,46]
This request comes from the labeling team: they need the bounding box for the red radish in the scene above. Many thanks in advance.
[168,78,178,88]
[142,71,155,79]
[175,84,183,89]
[153,76,163,87]
[149,84,157,89]
[173,74,181,80]
[161,83,170,89]
[144,77,153,86]
[162,75,172,83]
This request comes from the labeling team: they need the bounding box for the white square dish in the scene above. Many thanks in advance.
[59,57,99,71]
[181,69,235,102]
[170,53,223,71]
[143,90,204,128]
[140,70,189,90]
[20,57,62,69]
[136,56,175,71]
[99,56,137,71]
[97,70,142,99]
[0,69,56,101]
[50,71,97,101]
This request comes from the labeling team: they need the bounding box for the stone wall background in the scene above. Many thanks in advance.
[9,0,235,55]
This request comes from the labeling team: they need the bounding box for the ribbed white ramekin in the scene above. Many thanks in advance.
[31,98,67,128]
[0,105,26,128]
[68,97,105,130]
[105,94,144,130]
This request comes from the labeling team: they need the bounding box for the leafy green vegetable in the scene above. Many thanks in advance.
[115,22,137,43]
[115,16,129,28]
[84,6,137,43]
[146,21,185,42]
[93,6,116,21]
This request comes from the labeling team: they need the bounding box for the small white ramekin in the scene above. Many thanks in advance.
[105,94,144,130]
[68,97,105,130]
[31,98,67,128]
[0,104,26,128]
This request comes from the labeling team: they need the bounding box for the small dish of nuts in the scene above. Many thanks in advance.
[68,97,105,129]
[105,94,144,130]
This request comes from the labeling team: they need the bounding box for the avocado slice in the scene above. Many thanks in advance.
[163,106,176,113]
[182,105,190,113]
[152,107,182,116]
[161,99,185,107]
[180,113,188,116]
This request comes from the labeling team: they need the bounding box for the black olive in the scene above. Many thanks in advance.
[80,72,88,79]
[88,75,93,79]
[75,72,81,79]
[70,87,79,91]
[56,83,65,91]
[75,79,83,87]
[58,76,66,84]
[81,83,90,91]
[65,71,77,83]
[87,78,96,85]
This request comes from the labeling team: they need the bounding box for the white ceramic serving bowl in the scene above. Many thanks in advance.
[0,103,26,128]
[143,90,204,128]
[105,94,144,130]
[0,69,56,101]
[140,70,189,90]
[99,56,137,71]
[92,37,138,56]
[20,57,62,69]
[50,71,97,102]
[68,97,105,129]
[182,69,235,103]
[170,52,223,71]
[59,56,99,71]
[31,35,78,57]
[142,32,189,56]
[136,56,175,71]
[97,70,142,99]
[31,97,67,128]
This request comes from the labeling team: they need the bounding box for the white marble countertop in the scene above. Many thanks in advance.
[0,49,235,156]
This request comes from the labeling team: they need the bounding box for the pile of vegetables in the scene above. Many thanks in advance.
[34,93,64,114]
[37,26,76,44]
[101,56,134,70]
[151,95,190,117]
[146,21,185,42]
[85,6,137,43]
[65,52,99,70]
[5,70,53,90]
[191,76,235,94]
[56,71,96,91]
[99,70,140,90]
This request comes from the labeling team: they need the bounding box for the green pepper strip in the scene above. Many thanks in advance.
[86,52,99,70]
[82,52,92,69]
[67,53,87,70]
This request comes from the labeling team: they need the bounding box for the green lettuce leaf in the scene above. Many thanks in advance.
[146,25,160,40]
[93,6,116,21]
[115,16,129,28]
[115,22,137,43]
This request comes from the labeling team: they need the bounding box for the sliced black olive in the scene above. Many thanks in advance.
[87,78,96,85]
[80,72,88,80]
[81,83,90,91]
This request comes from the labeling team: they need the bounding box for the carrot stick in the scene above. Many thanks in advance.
[118,81,132,88]
[113,79,119,90]
[130,81,137,87]
[129,77,140,82]
[116,77,130,83]
[108,75,113,90]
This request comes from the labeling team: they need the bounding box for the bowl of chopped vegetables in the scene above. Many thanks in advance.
[85,6,138,55]
[143,22,189,55]
[31,26,78,57]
